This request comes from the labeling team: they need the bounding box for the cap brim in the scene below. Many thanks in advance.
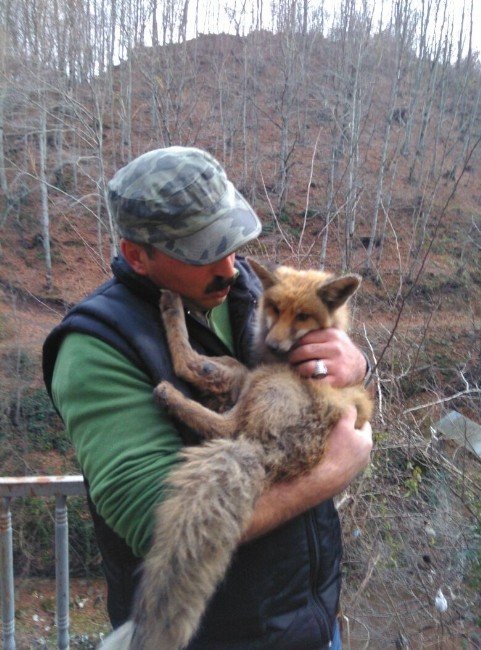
[152,190,262,265]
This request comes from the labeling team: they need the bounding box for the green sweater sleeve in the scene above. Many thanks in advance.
[51,333,183,557]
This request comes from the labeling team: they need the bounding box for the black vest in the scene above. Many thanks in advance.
[43,256,342,649]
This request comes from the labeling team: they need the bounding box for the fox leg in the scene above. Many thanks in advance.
[160,291,248,397]
[155,381,239,439]
[335,386,373,428]
[353,390,373,427]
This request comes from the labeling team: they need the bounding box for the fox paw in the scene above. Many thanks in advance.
[154,381,174,407]
[160,290,182,315]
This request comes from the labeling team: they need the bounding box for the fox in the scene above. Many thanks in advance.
[100,259,373,650]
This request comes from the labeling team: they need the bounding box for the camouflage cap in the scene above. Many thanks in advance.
[107,146,262,265]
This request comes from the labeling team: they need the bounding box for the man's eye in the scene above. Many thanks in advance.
[296,313,310,322]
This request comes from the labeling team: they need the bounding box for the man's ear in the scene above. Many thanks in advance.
[247,258,278,290]
[317,274,361,310]
[120,239,149,276]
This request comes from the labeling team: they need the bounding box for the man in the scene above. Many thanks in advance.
[43,146,372,649]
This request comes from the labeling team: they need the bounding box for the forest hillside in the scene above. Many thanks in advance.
[1,0,480,647]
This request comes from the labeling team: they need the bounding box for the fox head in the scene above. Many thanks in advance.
[248,259,361,358]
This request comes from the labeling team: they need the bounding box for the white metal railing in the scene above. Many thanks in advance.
[0,475,86,650]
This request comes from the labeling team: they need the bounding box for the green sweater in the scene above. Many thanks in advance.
[52,301,233,557]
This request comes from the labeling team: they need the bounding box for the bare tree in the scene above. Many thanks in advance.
[365,0,414,273]
[270,0,313,215]
[0,20,9,199]
[330,0,375,271]
[38,97,53,290]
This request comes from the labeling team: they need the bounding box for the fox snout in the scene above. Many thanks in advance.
[265,334,294,355]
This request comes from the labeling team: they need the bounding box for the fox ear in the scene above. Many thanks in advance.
[317,274,361,310]
[247,258,278,290]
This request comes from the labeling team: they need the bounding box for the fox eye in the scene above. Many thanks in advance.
[266,301,280,317]
[296,313,310,322]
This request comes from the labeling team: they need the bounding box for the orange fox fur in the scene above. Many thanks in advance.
[104,259,373,650]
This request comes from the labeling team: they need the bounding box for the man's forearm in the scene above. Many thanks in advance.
[241,465,339,542]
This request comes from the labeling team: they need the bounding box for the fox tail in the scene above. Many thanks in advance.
[130,437,266,650]
[99,621,133,649]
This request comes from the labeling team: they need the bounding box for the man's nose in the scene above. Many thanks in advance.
[212,254,236,277]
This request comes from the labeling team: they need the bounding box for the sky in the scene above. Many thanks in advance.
[188,0,481,58]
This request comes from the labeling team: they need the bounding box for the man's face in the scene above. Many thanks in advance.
[128,243,238,310]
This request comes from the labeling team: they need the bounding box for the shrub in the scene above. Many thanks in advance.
[12,496,101,578]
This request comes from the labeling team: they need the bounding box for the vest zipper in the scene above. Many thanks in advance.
[306,510,333,647]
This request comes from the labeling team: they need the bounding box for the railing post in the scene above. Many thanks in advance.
[1,497,16,650]
[55,494,70,650]
[0,476,85,647]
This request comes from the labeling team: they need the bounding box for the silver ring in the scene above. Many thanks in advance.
[312,360,328,378]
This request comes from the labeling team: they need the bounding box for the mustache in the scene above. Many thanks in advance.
[205,274,237,294]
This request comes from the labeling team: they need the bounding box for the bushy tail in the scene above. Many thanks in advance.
[130,437,266,650]
[99,622,133,649]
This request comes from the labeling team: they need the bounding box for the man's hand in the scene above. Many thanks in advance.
[319,406,373,493]
[288,328,368,387]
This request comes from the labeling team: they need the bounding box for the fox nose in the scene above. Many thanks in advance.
[267,340,280,352]
[266,339,290,355]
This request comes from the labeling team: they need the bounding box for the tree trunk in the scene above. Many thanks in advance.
[39,103,52,291]
[0,86,8,197]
